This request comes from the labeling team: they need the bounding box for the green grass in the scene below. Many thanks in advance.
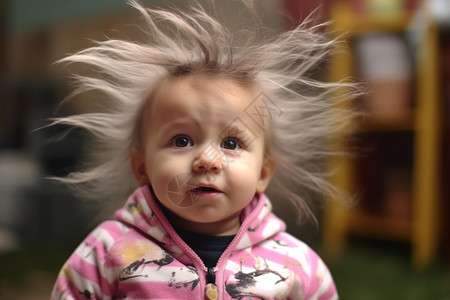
[327,240,450,300]
[0,248,69,299]
[0,248,66,284]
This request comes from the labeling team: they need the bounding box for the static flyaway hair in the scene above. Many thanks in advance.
[50,0,359,222]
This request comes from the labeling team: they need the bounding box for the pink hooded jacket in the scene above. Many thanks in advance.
[51,185,338,299]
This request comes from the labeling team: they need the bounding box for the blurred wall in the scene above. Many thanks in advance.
[0,0,289,252]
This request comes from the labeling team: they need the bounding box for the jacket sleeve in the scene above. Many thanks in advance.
[51,221,122,300]
[275,231,338,300]
[289,246,338,300]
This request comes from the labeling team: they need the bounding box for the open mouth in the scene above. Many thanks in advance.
[190,186,219,193]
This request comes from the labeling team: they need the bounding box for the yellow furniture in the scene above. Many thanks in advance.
[323,2,442,268]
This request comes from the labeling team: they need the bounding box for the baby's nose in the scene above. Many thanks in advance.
[192,145,223,173]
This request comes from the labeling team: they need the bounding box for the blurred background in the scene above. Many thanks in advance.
[0,0,449,299]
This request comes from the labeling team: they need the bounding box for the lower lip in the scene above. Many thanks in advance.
[190,190,222,199]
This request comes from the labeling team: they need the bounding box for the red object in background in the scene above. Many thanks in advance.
[404,0,420,11]
[283,0,330,29]
[282,0,420,30]
[442,36,450,261]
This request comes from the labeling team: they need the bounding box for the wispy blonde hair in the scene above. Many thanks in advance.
[50,0,359,222]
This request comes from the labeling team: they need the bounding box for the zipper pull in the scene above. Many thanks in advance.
[205,267,218,300]
[205,283,218,300]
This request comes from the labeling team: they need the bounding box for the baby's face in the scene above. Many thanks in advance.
[131,75,275,235]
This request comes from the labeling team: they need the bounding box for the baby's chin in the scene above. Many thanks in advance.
[167,208,242,233]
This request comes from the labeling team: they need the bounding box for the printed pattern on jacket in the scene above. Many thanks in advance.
[51,185,338,299]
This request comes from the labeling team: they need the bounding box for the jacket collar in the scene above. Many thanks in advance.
[115,185,286,254]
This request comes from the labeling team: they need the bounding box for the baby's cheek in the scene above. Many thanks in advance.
[149,154,180,177]
[150,158,191,194]
[228,160,259,179]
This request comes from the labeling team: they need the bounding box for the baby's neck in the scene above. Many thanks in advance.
[168,212,241,236]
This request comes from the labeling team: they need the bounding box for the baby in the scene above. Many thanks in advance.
[51,1,355,299]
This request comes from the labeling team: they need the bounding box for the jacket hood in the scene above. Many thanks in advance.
[115,185,286,255]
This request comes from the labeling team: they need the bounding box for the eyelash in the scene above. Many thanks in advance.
[170,135,193,148]
[169,135,245,150]
[221,136,244,151]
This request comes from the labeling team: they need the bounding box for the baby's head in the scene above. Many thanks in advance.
[54,0,358,223]
[131,74,276,234]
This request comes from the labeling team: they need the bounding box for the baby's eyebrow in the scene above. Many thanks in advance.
[156,121,193,140]
[219,116,261,145]
[159,117,201,132]
[219,124,248,137]
[219,123,259,146]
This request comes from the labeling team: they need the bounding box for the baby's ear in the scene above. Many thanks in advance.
[130,148,150,186]
[256,155,277,194]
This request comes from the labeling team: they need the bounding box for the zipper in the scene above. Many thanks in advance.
[205,266,218,300]
[165,229,219,299]
[203,197,265,300]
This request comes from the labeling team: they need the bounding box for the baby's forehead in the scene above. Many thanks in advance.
[146,75,260,117]
[138,74,273,139]
[154,74,258,98]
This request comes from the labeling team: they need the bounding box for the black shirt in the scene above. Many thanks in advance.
[174,226,235,268]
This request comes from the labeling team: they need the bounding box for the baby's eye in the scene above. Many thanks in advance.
[170,135,193,148]
[221,137,241,150]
